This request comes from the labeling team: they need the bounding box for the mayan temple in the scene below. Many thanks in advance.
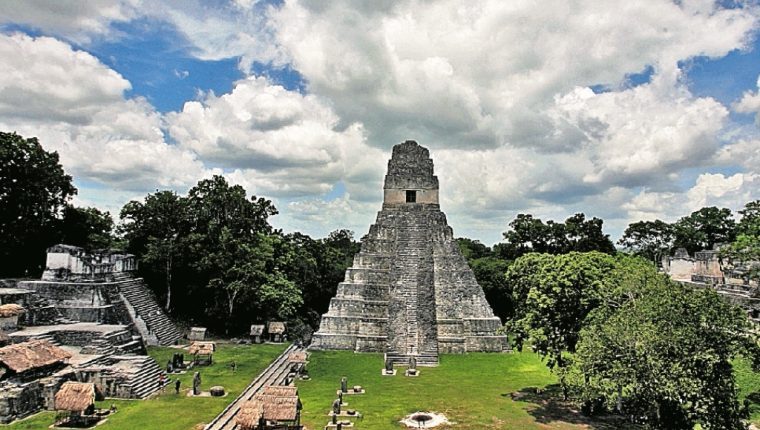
[310,140,508,365]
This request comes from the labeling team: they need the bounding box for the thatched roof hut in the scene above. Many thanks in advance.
[257,394,300,422]
[288,351,308,363]
[55,382,95,413]
[261,385,298,397]
[0,304,25,317]
[0,339,71,374]
[236,400,264,430]
[267,322,285,335]
[188,341,215,355]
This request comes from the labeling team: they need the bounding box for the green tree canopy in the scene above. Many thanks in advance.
[0,132,77,276]
[617,219,674,262]
[674,206,736,254]
[58,205,115,250]
[569,280,759,429]
[499,213,615,259]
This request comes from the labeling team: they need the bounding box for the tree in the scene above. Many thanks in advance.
[674,207,736,254]
[722,200,760,285]
[564,213,616,254]
[0,132,77,276]
[618,219,675,262]
[569,280,759,429]
[507,252,617,397]
[500,213,615,259]
[58,205,115,250]
[457,238,492,260]
[120,191,188,311]
[469,256,513,321]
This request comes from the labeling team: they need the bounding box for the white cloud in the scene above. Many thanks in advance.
[734,75,760,126]
[0,0,140,43]
[154,0,287,72]
[622,173,759,224]
[0,33,208,193]
[551,74,728,187]
[166,76,385,199]
[270,0,756,151]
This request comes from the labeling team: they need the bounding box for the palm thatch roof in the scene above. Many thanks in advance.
[55,382,95,412]
[0,339,71,373]
[288,350,308,363]
[267,322,285,334]
[254,393,300,421]
[261,385,298,397]
[236,400,263,430]
[188,341,215,355]
[0,304,25,317]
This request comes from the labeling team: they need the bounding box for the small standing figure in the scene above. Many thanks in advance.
[175,378,181,394]
[384,357,393,374]
[332,398,341,416]
[192,371,201,395]
[340,376,348,393]
[166,359,173,373]
[338,391,343,405]
[230,360,237,373]
[406,356,418,376]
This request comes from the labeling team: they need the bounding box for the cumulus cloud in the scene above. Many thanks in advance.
[166,75,385,199]
[551,74,728,188]
[270,0,756,151]
[0,0,140,43]
[0,33,208,192]
[734,75,760,126]
[622,173,759,223]
[154,0,286,72]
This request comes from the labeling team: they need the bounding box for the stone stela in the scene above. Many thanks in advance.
[311,140,508,366]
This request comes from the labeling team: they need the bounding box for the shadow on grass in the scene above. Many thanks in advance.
[509,385,641,430]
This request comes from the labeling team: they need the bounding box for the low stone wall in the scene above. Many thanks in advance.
[0,382,43,423]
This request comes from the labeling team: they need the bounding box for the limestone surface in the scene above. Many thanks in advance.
[310,141,507,365]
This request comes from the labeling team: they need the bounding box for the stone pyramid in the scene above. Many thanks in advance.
[310,141,508,365]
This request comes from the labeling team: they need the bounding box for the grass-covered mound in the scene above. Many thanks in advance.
[297,350,638,430]
[1,342,286,430]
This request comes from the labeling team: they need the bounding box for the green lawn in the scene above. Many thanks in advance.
[5,346,760,430]
[297,350,614,430]
[734,356,760,424]
[2,342,287,430]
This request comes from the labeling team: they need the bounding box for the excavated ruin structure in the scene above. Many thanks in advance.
[310,141,508,365]
[0,246,183,423]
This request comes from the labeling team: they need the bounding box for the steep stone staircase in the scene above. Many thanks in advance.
[104,355,168,399]
[386,210,439,366]
[115,279,183,346]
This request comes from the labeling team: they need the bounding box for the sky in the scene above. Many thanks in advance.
[1,0,759,246]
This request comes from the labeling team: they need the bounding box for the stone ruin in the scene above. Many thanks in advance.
[310,141,508,365]
[0,244,183,423]
[663,247,760,322]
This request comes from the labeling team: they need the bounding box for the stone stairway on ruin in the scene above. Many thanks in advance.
[107,355,168,399]
[115,279,183,346]
[386,211,439,366]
